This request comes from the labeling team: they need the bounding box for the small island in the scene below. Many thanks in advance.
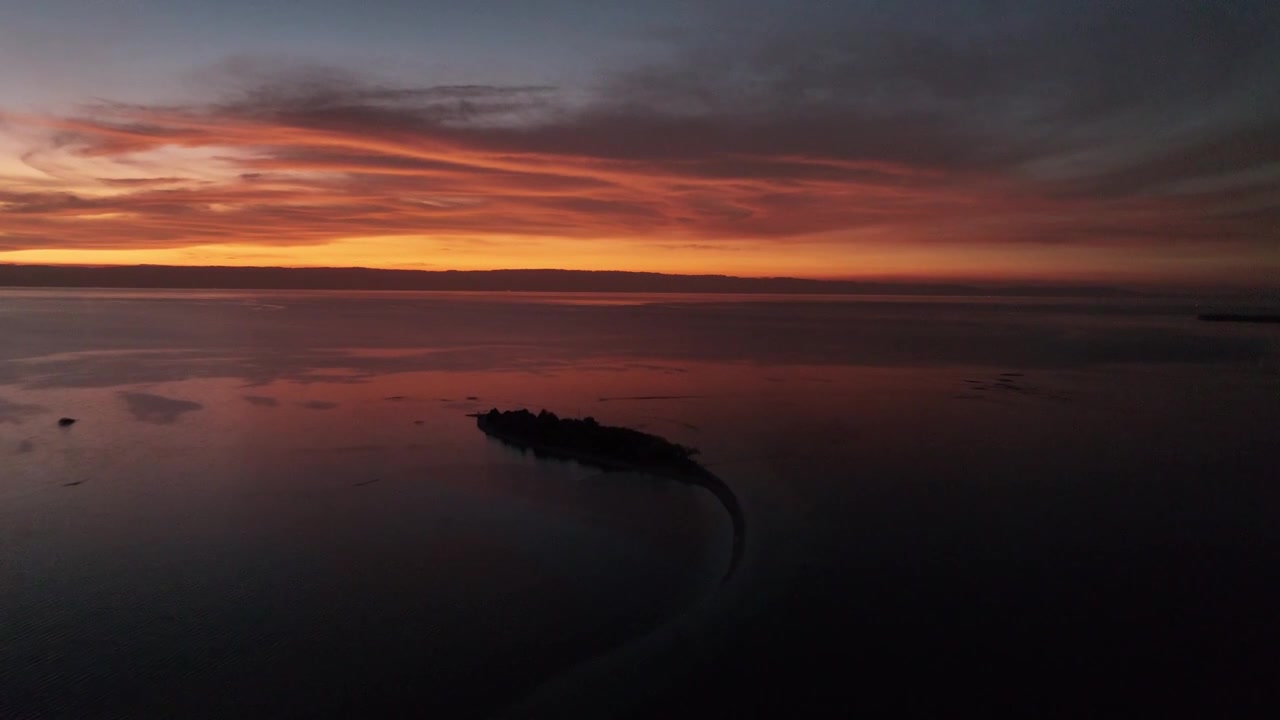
[475,408,715,481]
[474,407,744,582]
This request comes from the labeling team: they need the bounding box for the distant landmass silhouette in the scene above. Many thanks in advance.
[0,264,1136,297]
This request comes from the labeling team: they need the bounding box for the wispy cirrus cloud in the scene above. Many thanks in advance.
[0,80,983,249]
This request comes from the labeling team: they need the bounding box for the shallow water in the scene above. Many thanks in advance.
[2,289,1278,716]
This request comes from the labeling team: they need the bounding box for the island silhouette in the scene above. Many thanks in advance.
[475,408,745,582]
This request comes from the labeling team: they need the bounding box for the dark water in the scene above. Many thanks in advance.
[1,290,1277,717]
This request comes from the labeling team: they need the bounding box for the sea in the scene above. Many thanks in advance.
[2,289,1277,717]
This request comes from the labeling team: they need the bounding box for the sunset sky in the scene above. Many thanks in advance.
[1,0,1276,287]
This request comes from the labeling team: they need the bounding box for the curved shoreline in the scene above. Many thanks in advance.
[475,412,745,583]
[474,409,750,719]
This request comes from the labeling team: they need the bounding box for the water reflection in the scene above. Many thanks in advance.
[0,292,1274,393]
[119,391,204,424]
[242,395,279,407]
[1,290,1277,717]
[0,396,45,423]
[298,400,339,410]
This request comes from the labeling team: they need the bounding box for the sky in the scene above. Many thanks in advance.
[0,0,1277,288]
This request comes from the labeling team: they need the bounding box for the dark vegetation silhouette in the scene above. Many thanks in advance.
[477,408,705,474]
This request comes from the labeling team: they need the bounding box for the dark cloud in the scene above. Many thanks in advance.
[603,0,1280,185]
[199,58,559,131]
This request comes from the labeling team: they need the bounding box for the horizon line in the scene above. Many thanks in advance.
[0,261,1138,286]
[4,262,1273,298]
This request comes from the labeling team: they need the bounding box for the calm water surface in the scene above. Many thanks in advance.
[2,290,1277,717]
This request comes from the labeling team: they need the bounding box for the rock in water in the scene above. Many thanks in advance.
[58,417,77,426]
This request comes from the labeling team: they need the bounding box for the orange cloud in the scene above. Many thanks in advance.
[0,83,1275,287]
